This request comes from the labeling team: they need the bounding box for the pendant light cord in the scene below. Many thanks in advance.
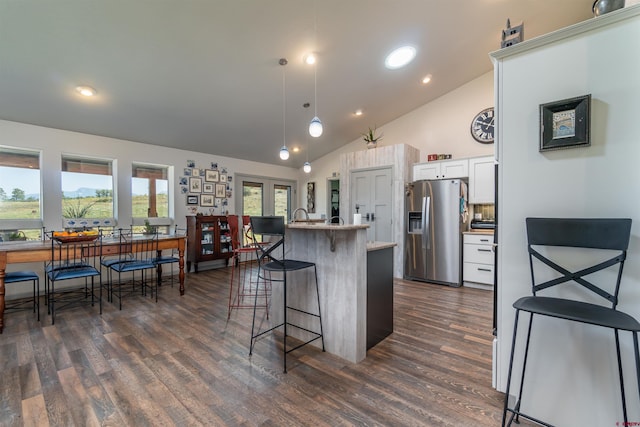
[280,58,287,147]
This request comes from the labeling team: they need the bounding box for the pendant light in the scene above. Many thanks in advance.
[303,161,311,173]
[308,0,323,138]
[279,58,290,160]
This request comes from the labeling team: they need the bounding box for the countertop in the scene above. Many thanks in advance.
[367,242,397,251]
[462,230,495,235]
[287,223,369,231]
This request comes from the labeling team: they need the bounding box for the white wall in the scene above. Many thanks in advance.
[493,8,640,426]
[1,119,298,294]
[298,71,495,219]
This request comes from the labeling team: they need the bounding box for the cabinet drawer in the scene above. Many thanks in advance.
[463,262,494,285]
[463,233,494,245]
[464,243,495,264]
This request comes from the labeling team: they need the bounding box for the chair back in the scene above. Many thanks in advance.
[250,216,285,264]
[47,230,103,279]
[526,217,632,308]
[227,215,243,251]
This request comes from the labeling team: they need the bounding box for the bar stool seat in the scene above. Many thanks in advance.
[248,216,324,373]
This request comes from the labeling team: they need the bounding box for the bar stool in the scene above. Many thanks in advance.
[503,218,639,426]
[248,216,324,373]
[227,215,269,319]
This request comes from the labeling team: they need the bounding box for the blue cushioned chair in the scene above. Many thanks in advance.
[106,230,158,309]
[4,270,40,321]
[45,231,102,325]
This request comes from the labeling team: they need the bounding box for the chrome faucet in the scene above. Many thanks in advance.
[291,207,309,222]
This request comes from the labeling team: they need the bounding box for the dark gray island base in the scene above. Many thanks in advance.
[367,245,394,350]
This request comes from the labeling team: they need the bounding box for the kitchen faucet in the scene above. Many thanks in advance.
[291,207,309,222]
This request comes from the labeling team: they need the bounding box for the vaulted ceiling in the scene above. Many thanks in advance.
[0,0,595,167]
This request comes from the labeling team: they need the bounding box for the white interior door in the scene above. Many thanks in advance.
[350,167,392,242]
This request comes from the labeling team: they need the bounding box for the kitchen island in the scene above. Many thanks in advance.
[266,223,394,364]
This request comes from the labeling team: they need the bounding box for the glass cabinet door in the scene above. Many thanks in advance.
[219,217,231,254]
[201,220,215,255]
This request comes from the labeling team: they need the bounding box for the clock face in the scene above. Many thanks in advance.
[471,107,495,144]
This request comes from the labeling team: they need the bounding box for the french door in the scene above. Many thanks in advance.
[235,175,295,222]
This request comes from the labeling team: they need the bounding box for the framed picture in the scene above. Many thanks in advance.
[189,177,202,193]
[200,194,214,207]
[540,94,591,152]
[191,168,200,176]
[203,183,214,193]
[307,182,316,213]
[187,195,198,205]
[205,169,219,182]
[220,174,227,183]
[215,183,226,198]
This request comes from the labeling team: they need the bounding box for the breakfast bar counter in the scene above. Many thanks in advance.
[270,223,394,364]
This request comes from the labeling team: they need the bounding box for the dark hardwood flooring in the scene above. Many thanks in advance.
[1,267,507,426]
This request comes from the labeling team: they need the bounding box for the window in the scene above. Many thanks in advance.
[132,163,170,233]
[0,146,42,241]
[61,155,114,228]
[132,164,169,218]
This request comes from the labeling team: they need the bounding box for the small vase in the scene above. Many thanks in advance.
[366,140,378,149]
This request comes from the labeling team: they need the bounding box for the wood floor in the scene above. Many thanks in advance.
[0,267,507,426]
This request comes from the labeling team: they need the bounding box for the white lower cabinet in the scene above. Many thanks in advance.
[463,233,495,288]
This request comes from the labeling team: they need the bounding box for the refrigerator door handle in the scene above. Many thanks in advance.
[423,196,431,250]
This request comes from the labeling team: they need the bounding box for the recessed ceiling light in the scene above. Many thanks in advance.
[304,53,317,65]
[292,147,300,153]
[76,86,97,97]
[422,74,432,84]
[354,110,363,116]
[385,46,416,69]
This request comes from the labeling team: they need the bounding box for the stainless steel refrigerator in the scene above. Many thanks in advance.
[404,179,463,286]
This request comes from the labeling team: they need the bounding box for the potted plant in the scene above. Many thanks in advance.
[143,219,157,235]
[362,126,383,149]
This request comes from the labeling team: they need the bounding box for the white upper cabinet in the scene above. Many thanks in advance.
[413,159,468,181]
[468,156,495,204]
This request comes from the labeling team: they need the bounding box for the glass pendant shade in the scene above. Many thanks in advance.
[279,145,290,160]
[303,161,311,173]
[309,116,323,138]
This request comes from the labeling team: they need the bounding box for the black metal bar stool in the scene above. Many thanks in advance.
[248,216,325,373]
[503,218,639,426]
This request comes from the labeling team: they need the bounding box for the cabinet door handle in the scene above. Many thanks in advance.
[477,248,492,252]
[370,213,375,221]
[480,239,490,242]
[478,268,492,272]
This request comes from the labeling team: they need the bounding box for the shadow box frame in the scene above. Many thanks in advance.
[539,94,591,152]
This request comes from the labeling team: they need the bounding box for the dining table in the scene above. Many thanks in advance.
[0,234,186,333]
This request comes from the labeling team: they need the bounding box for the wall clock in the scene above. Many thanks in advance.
[470,107,495,144]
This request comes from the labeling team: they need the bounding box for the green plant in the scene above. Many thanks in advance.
[143,219,157,234]
[63,199,96,218]
[362,126,383,143]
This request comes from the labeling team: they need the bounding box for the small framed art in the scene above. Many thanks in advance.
[200,194,214,207]
[540,94,591,152]
[203,183,214,193]
[187,195,198,205]
[205,169,219,182]
[215,184,226,198]
[189,177,202,193]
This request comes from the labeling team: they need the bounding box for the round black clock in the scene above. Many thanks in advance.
[470,107,495,144]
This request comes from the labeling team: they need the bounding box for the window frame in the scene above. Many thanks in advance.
[131,162,173,229]
[0,146,43,235]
